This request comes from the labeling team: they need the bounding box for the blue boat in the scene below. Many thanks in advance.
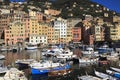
[31,63,71,75]
[106,70,120,79]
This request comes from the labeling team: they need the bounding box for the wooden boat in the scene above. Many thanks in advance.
[106,69,120,79]
[95,70,117,80]
[48,69,72,77]
[78,75,102,80]
[110,67,120,73]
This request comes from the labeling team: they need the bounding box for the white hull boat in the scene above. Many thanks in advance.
[15,59,37,66]
[79,57,98,64]
[82,47,99,56]
[0,54,5,60]
[25,44,37,50]
[78,75,102,80]
[56,49,76,59]
[95,70,117,80]
[110,67,120,73]
[0,67,8,74]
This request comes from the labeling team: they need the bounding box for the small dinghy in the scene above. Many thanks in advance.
[95,70,117,80]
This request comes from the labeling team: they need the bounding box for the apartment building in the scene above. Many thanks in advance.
[53,18,67,44]
[29,34,47,45]
[4,21,26,45]
[72,27,81,43]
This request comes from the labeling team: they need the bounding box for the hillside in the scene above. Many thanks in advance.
[1,0,117,19]
[50,0,115,19]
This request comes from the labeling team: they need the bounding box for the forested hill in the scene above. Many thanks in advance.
[49,0,116,19]
[2,0,117,19]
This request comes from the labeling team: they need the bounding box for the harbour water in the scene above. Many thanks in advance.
[0,49,120,80]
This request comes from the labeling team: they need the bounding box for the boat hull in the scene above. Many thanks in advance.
[79,58,98,64]
[31,63,70,74]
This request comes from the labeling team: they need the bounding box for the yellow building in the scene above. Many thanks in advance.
[29,16,39,35]
[4,21,25,45]
[47,26,55,44]
[66,27,72,43]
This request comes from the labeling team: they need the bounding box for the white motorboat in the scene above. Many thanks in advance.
[82,47,99,56]
[107,52,119,61]
[78,75,102,80]
[56,49,76,60]
[42,47,63,56]
[110,67,120,73]
[25,44,38,50]
[15,59,37,67]
[0,54,5,60]
[95,70,117,80]
[0,68,27,80]
[0,67,8,74]
[0,46,12,52]
[106,69,120,79]
[79,57,98,64]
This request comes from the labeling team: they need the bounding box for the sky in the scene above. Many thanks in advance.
[91,0,120,13]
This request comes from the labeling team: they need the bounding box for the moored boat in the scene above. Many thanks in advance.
[0,67,8,74]
[79,57,98,64]
[82,47,99,57]
[95,70,117,80]
[48,69,72,77]
[0,54,5,60]
[78,75,102,80]
[110,67,120,73]
[15,59,37,67]
[56,49,76,60]
[29,61,71,74]
[106,69,120,79]
[25,44,38,50]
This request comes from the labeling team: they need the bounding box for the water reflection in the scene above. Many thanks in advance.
[0,49,120,80]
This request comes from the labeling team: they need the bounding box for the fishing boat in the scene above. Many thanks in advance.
[0,68,27,80]
[106,69,120,79]
[94,70,117,80]
[78,75,102,80]
[0,54,5,60]
[79,57,98,64]
[48,69,72,77]
[110,67,120,73]
[29,60,71,74]
[25,44,38,50]
[0,67,8,74]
